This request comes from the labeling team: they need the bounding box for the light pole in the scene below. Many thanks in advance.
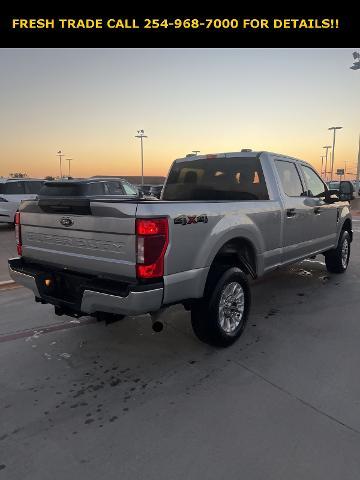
[66,158,74,177]
[356,134,360,196]
[320,155,325,178]
[135,130,148,186]
[56,150,64,178]
[323,145,331,181]
[328,127,342,181]
[350,51,360,196]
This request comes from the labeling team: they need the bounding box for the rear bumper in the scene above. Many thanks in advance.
[8,257,163,316]
[80,288,163,316]
[8,259,40,295]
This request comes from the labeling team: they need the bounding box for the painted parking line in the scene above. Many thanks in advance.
[0,317,97,344]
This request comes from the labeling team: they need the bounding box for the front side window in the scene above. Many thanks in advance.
[275,160,304,197]
[302,166,326,198]
[162,156,269,201]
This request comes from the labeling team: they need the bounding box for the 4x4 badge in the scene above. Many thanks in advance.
[174,214,208,226]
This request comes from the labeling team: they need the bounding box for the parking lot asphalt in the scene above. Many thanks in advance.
[1,223,360,479]
[0,224,16,282]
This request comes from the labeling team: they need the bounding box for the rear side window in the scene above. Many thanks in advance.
[275,160,304,197]
[1,181,26,194]
[86,182,106,196]
[162,156,269,201]
[25,181,44,194]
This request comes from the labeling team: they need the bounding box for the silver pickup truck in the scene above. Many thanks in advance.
[8,151,353,347]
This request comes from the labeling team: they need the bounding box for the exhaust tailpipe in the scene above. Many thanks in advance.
[151,308,167,332]
[152,320,164,333]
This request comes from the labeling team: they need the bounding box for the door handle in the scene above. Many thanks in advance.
[286,208,296,218]
[314,207,321,215]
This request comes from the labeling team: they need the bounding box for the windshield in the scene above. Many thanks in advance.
[162,156,269,201]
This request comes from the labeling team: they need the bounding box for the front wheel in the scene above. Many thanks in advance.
[325,230,350,274]
[191,267,251,347]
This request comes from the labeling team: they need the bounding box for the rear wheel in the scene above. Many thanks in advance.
[191,267,251,347]
[325,230,350,274]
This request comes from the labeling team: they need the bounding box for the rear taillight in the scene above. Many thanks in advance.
[15,212,22,256]
[136,218,169,279]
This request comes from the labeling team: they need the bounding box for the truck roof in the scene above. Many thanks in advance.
[174,150,313,168]
[0,177,43,183]
[42,177,131,186]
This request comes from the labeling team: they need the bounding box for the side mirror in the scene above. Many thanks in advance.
[339,181,354,201]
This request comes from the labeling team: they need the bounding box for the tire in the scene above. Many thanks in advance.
[325,230,350,274]
[191,267,251,347]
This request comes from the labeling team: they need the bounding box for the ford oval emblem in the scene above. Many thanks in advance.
[60,217,74,227]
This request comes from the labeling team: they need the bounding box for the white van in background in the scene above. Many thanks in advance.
[0,178,44,225]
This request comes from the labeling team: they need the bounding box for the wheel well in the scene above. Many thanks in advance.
[209,238,257,280]
[342,218,352,242]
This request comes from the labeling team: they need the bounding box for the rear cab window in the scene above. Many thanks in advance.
[162,156,269,201]
[25,181,44,194]
[86,182,106,196]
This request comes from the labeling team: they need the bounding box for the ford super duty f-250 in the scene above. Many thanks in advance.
[8,151,354,347]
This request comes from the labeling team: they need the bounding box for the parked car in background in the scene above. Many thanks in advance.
[327,180,360,195]
[136,184,154,196]
[351,181,360,195]
[0,178,44,225]
[150,185,163,198]
[38,177,140,198]
[326,181,340,191]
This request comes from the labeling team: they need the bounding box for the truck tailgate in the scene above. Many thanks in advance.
[19,201,137,280]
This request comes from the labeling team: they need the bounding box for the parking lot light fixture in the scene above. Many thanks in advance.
[328,127,342,181]
[350,52,360,197]
[66,158,74,178]
[321,155,325,177]
[56,150,64,178]
[323,146,331,181]
[135,130,148,187]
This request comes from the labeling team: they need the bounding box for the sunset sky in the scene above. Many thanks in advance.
[0,48,359,179]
